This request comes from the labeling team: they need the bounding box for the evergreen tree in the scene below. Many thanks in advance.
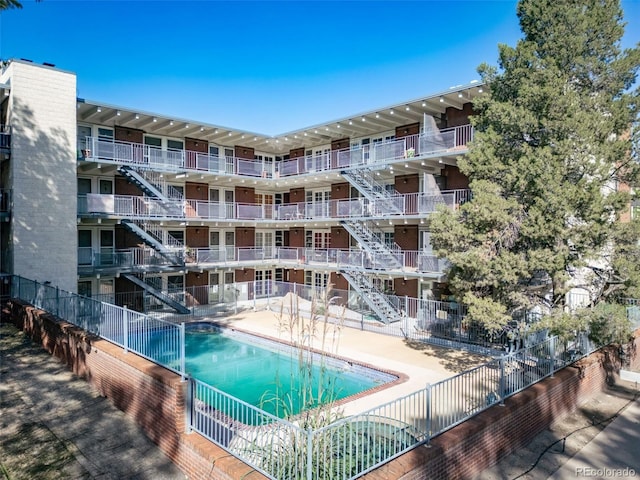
[430,0,640,334]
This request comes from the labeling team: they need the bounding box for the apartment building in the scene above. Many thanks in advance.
[0,59,480,323]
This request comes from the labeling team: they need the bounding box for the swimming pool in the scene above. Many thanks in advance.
[185,324,397,418]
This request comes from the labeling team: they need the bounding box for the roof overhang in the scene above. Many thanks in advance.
[77,81,484,154]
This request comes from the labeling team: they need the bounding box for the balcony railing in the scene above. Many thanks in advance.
[80,189,470,221]
[82,124,473,178]
[77,244,443,275]
[78,247,184,273]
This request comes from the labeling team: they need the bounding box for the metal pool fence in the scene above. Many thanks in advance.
[7,275,186,378]
[2,274,619,480]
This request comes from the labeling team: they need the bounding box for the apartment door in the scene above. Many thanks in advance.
[225,148,235,174]
[207,272,219,303]
[255,231,274,258]
[78,230,92,266]
[255,193,274,219]
[77,125,92,155]
[99,230,114,266]
[306,190,330,218]
[209,231,221,262]
[225,190,234,219]
[255,269,273,297]
[225,231,235,260]
[223,271,236,302]
[99,279,114,303]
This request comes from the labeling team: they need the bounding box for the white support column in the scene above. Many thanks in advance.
[1,61,78,292]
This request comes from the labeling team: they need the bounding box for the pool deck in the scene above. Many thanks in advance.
[197,307,489,416]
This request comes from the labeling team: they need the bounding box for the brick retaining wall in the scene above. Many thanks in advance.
[4,299,639,480]
[364,329,640,480]
[6,300,268,480]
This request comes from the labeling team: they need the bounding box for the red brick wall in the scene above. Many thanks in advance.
[331,226,349,249]
[235,227,255,247]
[289,228,305,248]
[331,182,350,200]
[235,186,255,204]
[234,146,254,160]
[6,300,268,480]
[185,272,208,306]
[395,174,419,194]
[186,226,209,249]
[185,137,208,170]
[443,165,469,190]
[185,182,208,201]
[115,176,143,196]
[446,102,475,128]
[395,122,420,138]
[115,126,144,144]
[289,188,305,204]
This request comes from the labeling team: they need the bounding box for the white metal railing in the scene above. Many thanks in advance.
[82,125,472,179]
[83,190,469,221]
[76,244,441,275]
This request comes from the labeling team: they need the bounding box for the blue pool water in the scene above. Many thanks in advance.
[185,325,396,418]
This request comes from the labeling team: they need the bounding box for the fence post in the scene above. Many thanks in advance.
[306,427,313,480]
[180,322,186,382]
[550,336,556,378]
[123,306,129,353]
[499,356,506,406]
[55,286,60,317]
[184,377,193,433]
[425,383,432,445]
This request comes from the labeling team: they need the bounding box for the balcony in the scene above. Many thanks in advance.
[189,246,443,276]
[80,189,470,221]
[77,243,444,277]
[80,124,473,178]
[78,247,183,275]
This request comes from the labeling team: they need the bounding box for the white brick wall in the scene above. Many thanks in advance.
[6,61,78,293]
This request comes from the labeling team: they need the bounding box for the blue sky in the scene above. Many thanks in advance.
[1,0,639,134]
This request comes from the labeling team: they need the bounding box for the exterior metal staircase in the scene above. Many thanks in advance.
[121,220,185,266]
[122,273,190,314]
[341,220,404,270]
[341,168,403,214]
[340,269,403,324]
[117,166,184,203]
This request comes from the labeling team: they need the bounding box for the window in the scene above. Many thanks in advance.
[99,179,113,194]
[98,128,114,140]
[77,178,91,195]
[275,230,284,247]
[145,136,162,147]
[167,139,183,150]
[78,281,92,298]
[167,275,184,292]
[384,232,395,247]
[77,125,92,152]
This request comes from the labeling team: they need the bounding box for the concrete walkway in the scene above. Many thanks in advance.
[549,394,640,479]
[0,323,187,480]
